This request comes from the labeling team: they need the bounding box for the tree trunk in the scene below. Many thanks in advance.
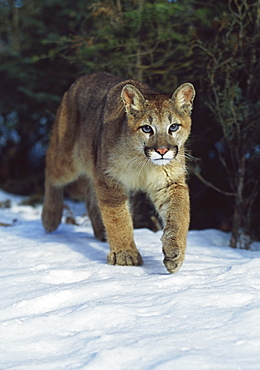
[229,154,251,249]
[10,0,21,53]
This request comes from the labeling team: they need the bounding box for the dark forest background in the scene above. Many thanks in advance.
[0,0,259,249]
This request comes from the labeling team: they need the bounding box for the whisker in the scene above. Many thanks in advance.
[136,157,150,179]
[129,155,149,178]
[185,153,197,162]
[175,152,188,173]
[125,154,143,170]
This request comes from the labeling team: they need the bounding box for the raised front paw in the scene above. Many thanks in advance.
[162,246,185,274]
[107,249,143,267]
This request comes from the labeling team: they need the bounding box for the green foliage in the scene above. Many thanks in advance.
[44,0,194,84]
[0,0,82,193]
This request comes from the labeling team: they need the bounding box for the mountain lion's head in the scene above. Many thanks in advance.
[121,83,195,166]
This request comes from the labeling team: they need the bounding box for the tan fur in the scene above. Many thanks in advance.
[42,72,195,273]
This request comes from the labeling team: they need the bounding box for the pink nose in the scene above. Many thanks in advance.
[156,148,168,156]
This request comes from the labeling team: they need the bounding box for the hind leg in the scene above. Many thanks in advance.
[42,178,64,232]
[85,180,106,241]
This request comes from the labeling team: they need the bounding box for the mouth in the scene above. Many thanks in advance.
[153,158,172,166]
[145,146,178,166]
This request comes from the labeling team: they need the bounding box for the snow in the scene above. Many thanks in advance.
[0,189,259,370]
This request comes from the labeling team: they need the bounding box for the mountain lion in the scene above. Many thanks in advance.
[42,72,195,273]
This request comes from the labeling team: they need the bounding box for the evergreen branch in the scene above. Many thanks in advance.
[191,166,236,197]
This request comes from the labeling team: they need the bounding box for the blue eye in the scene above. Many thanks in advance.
[169,124,180,133]
[141,125,153,134]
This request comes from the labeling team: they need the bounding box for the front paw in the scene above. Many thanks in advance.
[162,246,185,274]
[107,249,143,266]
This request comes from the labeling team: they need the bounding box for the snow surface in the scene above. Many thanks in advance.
[0,189,259,370]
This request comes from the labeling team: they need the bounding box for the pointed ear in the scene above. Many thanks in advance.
[121,84,145,114]
[171,83,195,115]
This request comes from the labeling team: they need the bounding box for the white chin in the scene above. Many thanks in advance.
[151,159,172,166]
